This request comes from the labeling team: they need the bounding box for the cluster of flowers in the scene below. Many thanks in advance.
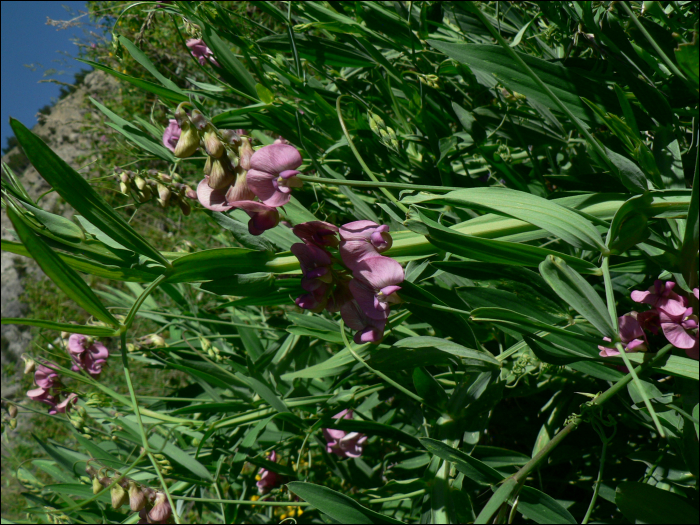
[599,280,699,360]
[113,168,195,215]
[256,410,367,495]
[290,220,403,343]
[162,102,302,236]
[26,334,110,414]
[86,464,171,524]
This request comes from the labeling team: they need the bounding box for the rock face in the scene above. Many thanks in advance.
[1,69,118,397]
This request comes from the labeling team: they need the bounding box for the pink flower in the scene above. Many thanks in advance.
[659,306,698,354]
[27,363,77,414]
[162,119,181,152]
[256,451,281,494]
[68,334,109,378]
[293,221,340,248]
[339,221,394,271]
[323,410,368,458]
[34,363,59,390]
[246,144,303,207]
[196,179,279,235]
[348,257,404,321]
[631,280,687,318]
[340,299,386,344]
[598,312,647,357]
[186,38,219,67]
[291,243,334,312]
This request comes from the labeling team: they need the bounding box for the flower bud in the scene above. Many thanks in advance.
[9,418,17,429]
[184,186,197,200]
[149,492,172,523]
[137,185,152,202]
[119,181,131,195]
[22,355,36,375]
[111,482,129,509]
[190,109,207,130]
[157,172,172,183]
[119,172,131,184]
[156,183,171,208]
[204,130,224,158]
[92,476,104,494]
[128,480,146,511]
[8,403,18,418]
[177,198,191,216]
[207,157,235,190]
[238,137,253,170]
[173,120,200,158]
[220,129,241,145]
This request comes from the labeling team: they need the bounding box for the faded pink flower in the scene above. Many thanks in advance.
[196,179,279,235]
[598,312,647,357]
[348,256,404,321]
[323,410,368,458]
[148,492,172,523]
[246,144,303,207]
[293,221,340,248]
[339,221,393,271]
[68,334,109,378]
[256,451,281,494]
[162,119,181,152]
[186,38,219,67]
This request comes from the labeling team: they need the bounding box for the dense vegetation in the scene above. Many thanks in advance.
[2,1,698,523]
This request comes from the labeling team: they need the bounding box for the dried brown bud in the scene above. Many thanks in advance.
[238,137,254,170]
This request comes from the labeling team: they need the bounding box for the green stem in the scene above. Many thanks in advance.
[619,2,693,91]
[124,274,167,330]
[336,95,409,213]
[174,496,309,507]
[120,332,181,524]
[296,174,462,193]
[582,436,608,524]
[601,256,618,332]
[615,343,665,438]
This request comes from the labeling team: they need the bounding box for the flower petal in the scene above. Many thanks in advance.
[249,144,302,174]
[349,279,388,320]
[353,256,404,290]
[197,179,234,212]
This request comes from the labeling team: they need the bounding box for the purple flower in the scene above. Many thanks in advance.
[339,221,393,271]
[256,451,281,494]
[291,243,333,312]
[68,334,109,378]
[162,119,181,152]
[293,221,340,248]
[186,38,220,67]
[34,363,59,390]
[340,299,386,344]
[598,312,647,357]
[196,179,279,235]
[27,363,77,415]
[631,280,687,318]
[659,306,698,354]
[323,410,368,458]
[348,257,404,321]
[246,144,303,207]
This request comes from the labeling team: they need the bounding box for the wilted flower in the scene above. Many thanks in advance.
[256,451,281,494]
[598,313,647,357]
[186,38,220,67]
[339,221,393,271]
[323,410,368,458]
[246,144,303,207]
[149,492,172,523]
[348,256,404,321]
[67,334,109,378]
[293,221,339,248]
[128,480,146,511]
[162,119,181,153]
[340,299,387,344]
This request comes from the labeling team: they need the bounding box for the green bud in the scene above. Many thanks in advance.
[93,477,104,494]
[174,120,200,158]
[204,130,224,158]
[111,483,129,509]
[208,157,235,190]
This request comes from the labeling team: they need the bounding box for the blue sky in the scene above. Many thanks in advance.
[1,1,95,152]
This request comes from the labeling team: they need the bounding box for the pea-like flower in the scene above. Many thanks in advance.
[339,220,393,271]
[256,451,281,494]
[340,299,387,344]
[598,313,647,357]
[631,280,688,318]
[293,221,339,248]
[67,334,109,378]
[186,38,220,67]
[291,243,333,312]
[162,119,181,153]
[323,410,368,458]
[348,256,404,320]
[246,144,303,207]
[197,179,279,235]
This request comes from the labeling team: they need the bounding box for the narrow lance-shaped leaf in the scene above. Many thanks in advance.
[6,207,119,328]
[9,119,171,268]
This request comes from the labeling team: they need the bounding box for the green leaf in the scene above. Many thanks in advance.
[539,256,614,338]
[475,478,520,524]
[118,35,185,94]
[524,334,598,365]
[615,482,698,524]
[258,34,372,68]
[391,336,499,368]
[200,25,259,98]
[77,58,188,103]
[410,207,600,275]
[428,42,627,128]
[403,187,604,251]
[19,201,84,241]
[210,211,276,251]
[9,119,170,268]
[147,433,213,482]
[600,145,647,193]
[518,486,576,524]
[1,318,115,336]
[199,273,276,296]
[287,482,404,524]
[167,248,271,282]
[675,38,699,88]
[420,438,502,485]
[6,207,119,327]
